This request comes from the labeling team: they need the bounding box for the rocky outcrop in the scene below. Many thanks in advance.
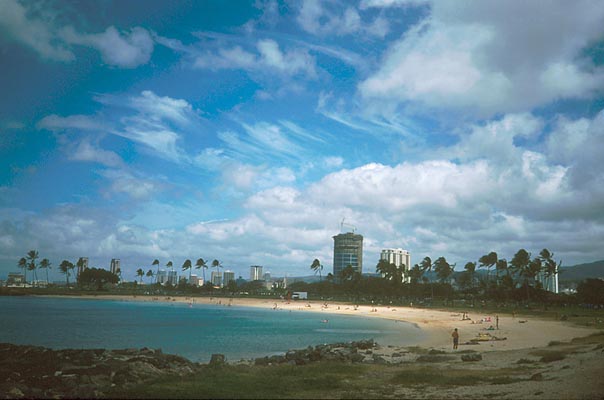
[253,339,383,366]
[0,343,201,399]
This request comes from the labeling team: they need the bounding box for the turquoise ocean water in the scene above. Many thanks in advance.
[0,296,422,362]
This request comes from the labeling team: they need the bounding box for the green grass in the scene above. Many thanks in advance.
[389,366,526,387]
[108,362,368,399]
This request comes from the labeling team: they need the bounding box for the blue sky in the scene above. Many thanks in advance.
[1,0,604,282]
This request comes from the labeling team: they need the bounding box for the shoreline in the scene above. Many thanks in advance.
[35,294,595,353]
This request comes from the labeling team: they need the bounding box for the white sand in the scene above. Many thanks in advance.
[50,294,594,352]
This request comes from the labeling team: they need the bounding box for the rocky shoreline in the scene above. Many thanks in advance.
[1,340,485,399]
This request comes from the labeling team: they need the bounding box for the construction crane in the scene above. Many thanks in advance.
[340,218,356,233]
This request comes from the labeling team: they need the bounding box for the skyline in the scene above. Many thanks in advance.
[1,0,604,282]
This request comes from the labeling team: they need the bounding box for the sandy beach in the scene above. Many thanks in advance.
[49,294,594,351]
[33,295,604,398]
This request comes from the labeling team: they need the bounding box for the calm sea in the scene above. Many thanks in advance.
[0,296,422,362]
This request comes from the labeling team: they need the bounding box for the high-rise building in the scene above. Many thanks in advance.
[156,270,167,285]
[250,265,263,281]
[167,270,178,286]
[537,270,559,293]
[380,249,411,283]
[223,270,235,287]
[110,258,120,275]
[211,271,223,287]
[333,232,363,281]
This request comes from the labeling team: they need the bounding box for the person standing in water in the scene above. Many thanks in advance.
[452,328,459,350]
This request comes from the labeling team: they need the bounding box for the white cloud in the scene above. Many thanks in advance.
[0,0,154,67]
[70,140,124,168]
[193,39,317,78]
[37,114,105,131]
[0,0,74,61]
[359,0,604,115]
[297,0,389,38]
[61,26,154,68]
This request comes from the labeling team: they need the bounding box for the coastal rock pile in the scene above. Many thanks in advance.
[0,343,200,399]
[253,339,380,366]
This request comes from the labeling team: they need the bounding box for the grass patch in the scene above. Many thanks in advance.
[570,331,604,345]
[529,349,566,363]
[516,358,537,364]
[390,366,525,387]
[108,362,369,399]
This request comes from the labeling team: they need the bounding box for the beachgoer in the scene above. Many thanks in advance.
[496,315,499,329]
[452,328,459,350]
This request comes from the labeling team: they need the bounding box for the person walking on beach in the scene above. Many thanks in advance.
[452,328,459,350]
[496,315,499,329]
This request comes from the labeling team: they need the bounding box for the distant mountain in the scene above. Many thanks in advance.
[560,260,604,282]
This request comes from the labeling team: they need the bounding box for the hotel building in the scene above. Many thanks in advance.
[250,265,263,281]
[110,258,120,275]
[333,232,363,281]
[380,248,411,283]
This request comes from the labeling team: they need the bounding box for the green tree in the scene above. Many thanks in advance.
[510,249,533,301]
[17,257,27,286]
[409,264,423,285]
[195,258,208,283]
[464,262,476,289]
[152,259,160,283]
[478,251,497,287]
[182,259,193,283]
[212,259,222,280]
[146,269,154,283]
[433,256,454,283]
[577,278,604,304]
[419,257,434,299]
[496,258,508,285]
[136,268,145,284]
[39,258,52,284]
[26,250,39,286]
[310,258,323,281]
[79,268,119,290]
[59,260,74,286]
[340,264,355,281]
[539,249,561,287]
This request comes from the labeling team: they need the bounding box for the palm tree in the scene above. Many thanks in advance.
[310,259,323,281]
[478,251,498,287]
[496,258,508,285]
[17,257,27,286]
[341,264,355,281]
[409,264,423,285]
[538,248,561,290]
[146,269,154,284]
[195,258,208,284]
[136,268,145,284]
[59,260,74,286]
[464,262,476,289]
[182,259,193,283]
[152,259,160,283]
[510,249,532,301]
[433,256,454,283]
[211,259,222,282]
[26,250,39,286]
[39,258,52,284]
[419,256,434,300]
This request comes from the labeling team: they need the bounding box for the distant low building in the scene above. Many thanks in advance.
[7,272,25,286]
